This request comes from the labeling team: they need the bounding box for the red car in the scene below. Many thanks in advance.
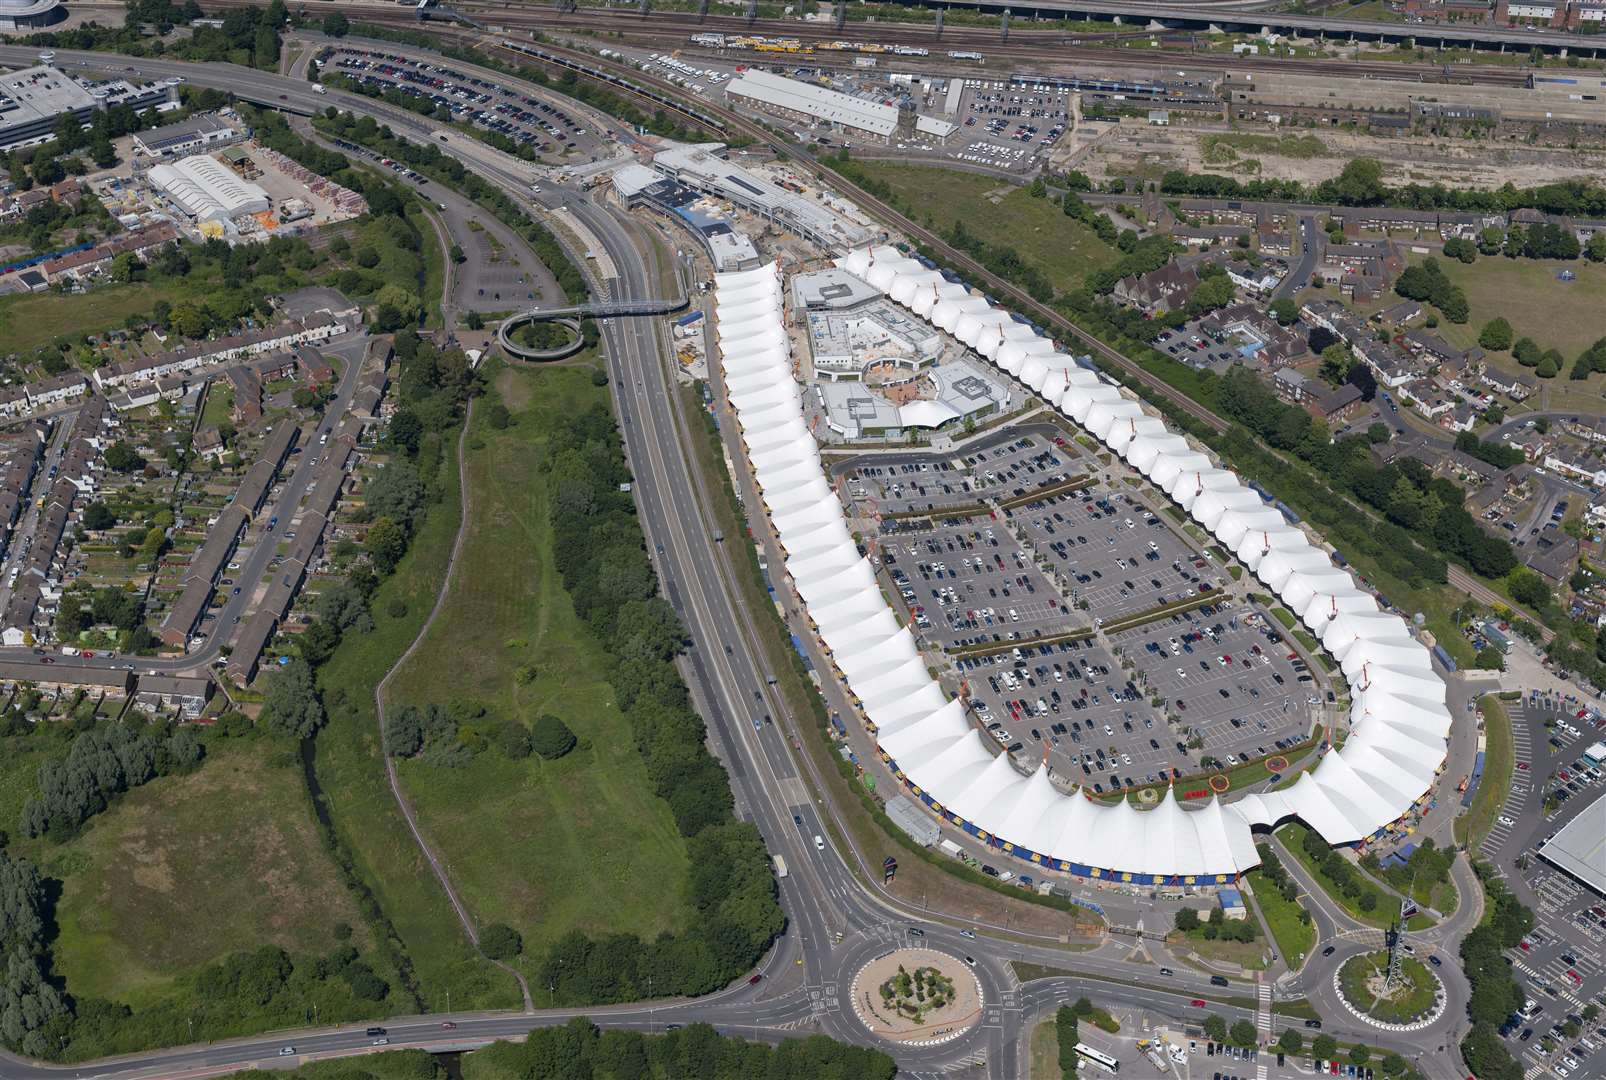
[81,650,94,658]
[1190,999,1206,1007]
[1516,762,1529,771]
[441,1022,457,1030]
[748,974,763,985]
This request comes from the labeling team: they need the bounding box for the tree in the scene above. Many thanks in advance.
[1587,233,1606,264]
[1268,297,1298,326]
[1443,236,1477,263]
[262,658,325,739]
[1229,1019,1258,1048]
[1513,337,1542,367]
[1319,342,1354,384]
[365,460,425,531]
[81,501,117,531]
[1330,157,1386,206]
[480,923,523,960]
[1474,646,1506,671]
[485,402,511,429]
[1509,568,1552,611]
[104,440,144,472]
[531,713,576,759]
[365,517,409,576]
[1478,317,1514,352]
[1366,422,1390,445]
[1174,907,1201,932]
[1202,1014,1228,1042]
[1278,1029,1303,1055]
[1312,1034,1338,1060]
[323,10,349,35]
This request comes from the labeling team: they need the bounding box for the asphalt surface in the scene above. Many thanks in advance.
[0,46,1494,1080]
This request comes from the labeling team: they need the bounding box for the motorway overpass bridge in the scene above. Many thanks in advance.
[913,0,1604,53]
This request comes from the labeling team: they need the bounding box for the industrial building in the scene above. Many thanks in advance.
[727,68,900,140]
[815,357,1010,440]
[611,162,760,272]
[1536,794,1606,897]
[650,143,871,251]
[726,69,955,146]
[805,299,943,377]
[0,63,176,151]
[133,113,244,158]
[149,154,271,225]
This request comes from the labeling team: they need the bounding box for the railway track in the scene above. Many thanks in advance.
[449,5,1535,85]
[178,0,1536,86]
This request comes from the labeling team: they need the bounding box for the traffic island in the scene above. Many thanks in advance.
[850,948,982,1046]
[1333,950,1447,1031]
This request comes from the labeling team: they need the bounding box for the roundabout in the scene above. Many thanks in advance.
[849,948,983,1047]
[1333,950,1447,1030]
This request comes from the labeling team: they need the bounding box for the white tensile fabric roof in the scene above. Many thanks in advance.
[714,254,1450,879]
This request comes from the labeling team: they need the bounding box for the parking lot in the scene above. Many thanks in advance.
[1508,867,1606,1080]
[846,430,1092,518]
[319,46,600,162]
[1110,605,1317,775]
[951,79,1067,172]
[1477,695,1606,1080]
[842,425,1318,794]
[880,520,1069,649]
[1009,479,1226,623]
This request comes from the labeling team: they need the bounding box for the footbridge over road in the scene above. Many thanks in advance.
[497,294,690,360]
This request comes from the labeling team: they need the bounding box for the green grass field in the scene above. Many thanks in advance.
[1431,257,1606,361]
[1338,953,1440,1024]
[1029,1018,1060,1080]
[852,162,1122,294]
[1457,695,1515,849]
[39,740,370,1007]
[0,727,72,840]
[1246,868,1315,968]
[387,362,693,963]
[0,281,202,354]
[311,421,520,1012]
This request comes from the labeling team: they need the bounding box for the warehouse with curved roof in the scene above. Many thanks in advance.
[149,154,270,223]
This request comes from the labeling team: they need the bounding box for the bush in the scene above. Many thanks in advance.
[530,713,576,760]
[480,923,523,960]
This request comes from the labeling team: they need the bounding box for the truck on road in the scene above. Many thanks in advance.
[773,855,788,878]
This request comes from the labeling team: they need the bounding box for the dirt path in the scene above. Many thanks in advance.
[371,399,535,1012]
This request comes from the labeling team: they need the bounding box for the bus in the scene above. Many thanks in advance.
[1074,1044,1119,1073]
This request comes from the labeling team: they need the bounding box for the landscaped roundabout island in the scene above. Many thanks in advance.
[850,948,983,1045]
[1335,950,1447,1029]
